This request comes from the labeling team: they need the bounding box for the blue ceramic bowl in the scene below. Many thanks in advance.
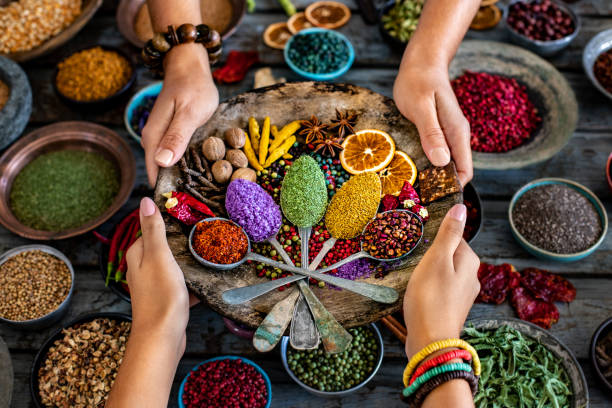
[124,81,162,143]
[178,356,272,408]
[284,28,355,81]
[508,178,608,262]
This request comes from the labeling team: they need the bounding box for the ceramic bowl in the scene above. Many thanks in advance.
[116,0,246,47]
[464,318,589,408]
[508,178,608,262]
[284,28,355,81]
[124,81,162,143]
[30,312,132,408]
[606,152,612,192]
[590,317,612,394]
[53,45,136,107]
[0,245,74,330]
[378,0,411,49]
[463,182,483,244]
[0,56,32,151]
[178,356,272,408]
[0,121,136,240]
[280,323,384,397]
[503,0,580,57]
[450,40,578,170]
[189,217,251,271]
[583,29,612,102]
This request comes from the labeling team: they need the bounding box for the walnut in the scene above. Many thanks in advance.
[225,149,248,168]
[224,127,246,148]
[201,136,226,161]
[211,160,233,184]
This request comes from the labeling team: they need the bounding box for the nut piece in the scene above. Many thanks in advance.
[224,128,247,149]
[231,167,257,182]
[211,160,233,184]
[225,149,248,169]
[201,137,226,162]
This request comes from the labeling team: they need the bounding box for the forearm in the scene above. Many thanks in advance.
[147,0,202,31]
[401,0,480,68]
[422,379,474,408]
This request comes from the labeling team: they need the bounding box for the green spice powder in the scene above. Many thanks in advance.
[10,150,120,231]
[325,172,381,239]
[280,155,327,227]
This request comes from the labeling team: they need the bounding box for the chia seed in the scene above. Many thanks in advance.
[512,184,603,254]
[287,32,350,74]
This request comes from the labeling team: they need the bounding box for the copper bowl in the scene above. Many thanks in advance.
[0,121,135,240]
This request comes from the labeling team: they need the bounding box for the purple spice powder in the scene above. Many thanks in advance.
[225,179,282,242]
[335,258,374,281]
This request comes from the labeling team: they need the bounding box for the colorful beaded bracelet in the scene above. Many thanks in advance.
[142,24,222,75]
[402,362,473,398]
[408,349,472,386]
[402,339,480,387]
[401,370,479,406]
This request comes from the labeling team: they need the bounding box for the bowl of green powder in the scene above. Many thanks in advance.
[0,121,136,240]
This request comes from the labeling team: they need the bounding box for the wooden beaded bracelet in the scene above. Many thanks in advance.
[142,24,222,75]
[401,370,479,406]
[408,349,472,386]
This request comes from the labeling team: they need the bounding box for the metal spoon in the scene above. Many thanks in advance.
[290,226,318,349]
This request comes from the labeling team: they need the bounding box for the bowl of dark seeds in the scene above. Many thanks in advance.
[509,178,608,261]
[590,317,612,394]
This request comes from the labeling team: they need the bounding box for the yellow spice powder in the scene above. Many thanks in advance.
[56,47,132,101]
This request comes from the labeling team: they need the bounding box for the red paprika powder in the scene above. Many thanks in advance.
[192,219,248,264]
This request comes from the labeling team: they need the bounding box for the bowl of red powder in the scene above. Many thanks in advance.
[178,356,272,408]
[189,218,250,270]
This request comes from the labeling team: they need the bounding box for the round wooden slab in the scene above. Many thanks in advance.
[155,82,462,329]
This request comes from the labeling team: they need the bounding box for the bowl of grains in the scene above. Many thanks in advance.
[30,313,131,408]
[509,178,608,261]
[54,45,136,106]
[583,29,612,102]
[0,245,74,330]
[0,121,136,240]
[590,317,612,394]
[124,81,162,143]
[0,55,32,151]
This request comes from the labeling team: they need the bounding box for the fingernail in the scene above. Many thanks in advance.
[429,147,450,166]
[141,197,156,217]
[449,204,466,222]
[155,148,173,167]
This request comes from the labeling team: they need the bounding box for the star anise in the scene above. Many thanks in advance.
[300,115,328,144]
[329,109,357,138]
[312,135,344,157]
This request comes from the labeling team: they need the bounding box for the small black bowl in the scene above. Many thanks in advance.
[53,45,136,108]
[590,317,612,394]
[463,182,483,244]
[378,0,411,50]
[30,312,132,408]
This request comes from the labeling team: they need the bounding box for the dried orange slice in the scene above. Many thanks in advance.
[287,12,314,34]
[305,1,351,30]
[340,129,395,175]
[263,22,292,50]
[379,151,418,196]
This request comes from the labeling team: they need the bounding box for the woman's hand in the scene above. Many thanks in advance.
[394,63,472,186]
[403,204,480,358]
[142,43,219,186]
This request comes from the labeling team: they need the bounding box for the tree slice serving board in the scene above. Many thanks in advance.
[155,82,462,329]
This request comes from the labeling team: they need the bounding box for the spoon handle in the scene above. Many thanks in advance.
[269,237,294,266]
[315,251,370,273]
[253,290,300,352]
[308,237,337,271]
[291,227,319,350]
[222,274,305,304]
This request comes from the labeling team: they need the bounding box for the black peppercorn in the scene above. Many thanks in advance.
[177,23,198,43]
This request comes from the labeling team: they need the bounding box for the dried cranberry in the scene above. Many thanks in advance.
[507,0,575,42]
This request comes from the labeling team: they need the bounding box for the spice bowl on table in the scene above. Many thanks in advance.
[583,28,612,102]
[189,217,251,269]
[0,245,74,330]
[509,178,608,262]
[590,317,612,394]
[379,0,424,48]
[124,81,162,143]
[0,56,32,151]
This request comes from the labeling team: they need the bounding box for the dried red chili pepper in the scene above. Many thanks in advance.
[192,219,248,264]
[212,51,259,84]
[163,191,215,225]
[520,267,576,303]
[511,286,559,329]
[476,263,520,304]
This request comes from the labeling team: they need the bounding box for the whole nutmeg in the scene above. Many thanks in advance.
[202,137,226,162]
[231,167,257,183]
[224,128,246,149]
[225,149,248,168]
[212,160,233,184]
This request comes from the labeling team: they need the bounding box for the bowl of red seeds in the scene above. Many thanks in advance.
[583,29,612,102]
[504,0,580,56]
[178,356,272,408]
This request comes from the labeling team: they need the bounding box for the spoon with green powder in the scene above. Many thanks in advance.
[308,172,382,271]
[280,155,352,352]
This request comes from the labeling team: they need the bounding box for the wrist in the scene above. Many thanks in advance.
[401,42,449,74]
[163,42,209,73]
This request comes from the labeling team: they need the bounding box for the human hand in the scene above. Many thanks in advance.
[403,204,480,358]
[393,63,472,186]
[126,197,190,343]
[142,43,219,186]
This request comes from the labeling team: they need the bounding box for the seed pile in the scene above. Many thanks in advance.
[507,0,575,42]
[56,47,132,101]
[362,211,422,259]
[287,325,379,392]
[280,155,327,227]
[287,31,350,74]
[452,71,541,152]
[381,0,424,43]
[512,184,602,254]
[10,150,120,231]
[0,0,81,54]
[192,219,249,264]
[594,49,612,95]
[182,358,268,408]
[38,318,130,408]
[0,250,71,321]
[0,80,9,110]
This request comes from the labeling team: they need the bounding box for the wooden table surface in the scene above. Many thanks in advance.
[1,0,611,406]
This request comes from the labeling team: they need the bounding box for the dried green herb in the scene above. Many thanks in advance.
[463,325,573,408]
[10,150,119,231]
[280,155,327,227]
